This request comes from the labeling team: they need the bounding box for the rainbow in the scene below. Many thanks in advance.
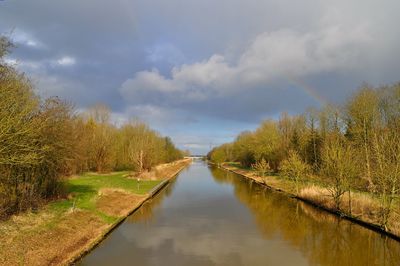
[287,75,329,107]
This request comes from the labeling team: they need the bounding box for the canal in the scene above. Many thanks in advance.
[80,160,400,265]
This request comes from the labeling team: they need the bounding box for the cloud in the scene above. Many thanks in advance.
[56,56,76,66]
[237,26,371,82]
[122,70,179,94]
[11,29,45,49]
[119,24,373,109]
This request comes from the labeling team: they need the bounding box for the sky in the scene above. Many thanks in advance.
[1,0,400,154]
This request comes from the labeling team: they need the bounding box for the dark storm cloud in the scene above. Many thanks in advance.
[1,0,400,154]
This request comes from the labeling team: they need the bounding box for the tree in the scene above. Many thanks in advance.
[379,83,400,131]
[210,146,228,166]
[371,130,400,230]
[232,131,255,167]
[252,158,271,178]
[0,40,77,214]
[85,104,115,172]
[280,150,310,195]
[119,121,181,172]
[321,138,358,212]
[252,120,282,170]
[278,113,308,161]
[163,137,183,162]
[346,86,380,189]
[305,107,322,168]
[0,35,13,59]
[36,97,76,197]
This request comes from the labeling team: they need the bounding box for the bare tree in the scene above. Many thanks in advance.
[346,86,380,189]
[321,138,358,212]
[372,130,400,230]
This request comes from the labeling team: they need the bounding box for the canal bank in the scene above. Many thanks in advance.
[80,161,400,266]
[216,162,400,241]
[0,159,191,266]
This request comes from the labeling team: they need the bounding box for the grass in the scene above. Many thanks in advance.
[0,159,191,266]
[225,162,251,170]
[49,172,162,223]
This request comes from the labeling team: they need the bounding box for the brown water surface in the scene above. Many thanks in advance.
[80,160,400,265]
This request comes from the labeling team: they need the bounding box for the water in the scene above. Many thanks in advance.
[80,160,400,266]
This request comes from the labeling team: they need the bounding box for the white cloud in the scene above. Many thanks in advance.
[6,56,78,72]
[56,56,76,66]
[121,69,179,94]
[5,57,43,71]
[172,55,235,91]
[12,29,44,48]
[237,25,371,83]
[4,58,17,65]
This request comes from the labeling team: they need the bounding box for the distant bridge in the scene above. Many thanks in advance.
[185,155,206,159]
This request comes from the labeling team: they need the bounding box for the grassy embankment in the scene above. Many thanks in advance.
[0,159,191,266]
[219,162,400,240]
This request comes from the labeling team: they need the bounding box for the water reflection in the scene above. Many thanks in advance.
[80,162,400,266]
[210,166,400,266]
[127,178,178,224]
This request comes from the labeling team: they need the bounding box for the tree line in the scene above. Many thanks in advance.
[208,82,400,231]
[0,37,184,218]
